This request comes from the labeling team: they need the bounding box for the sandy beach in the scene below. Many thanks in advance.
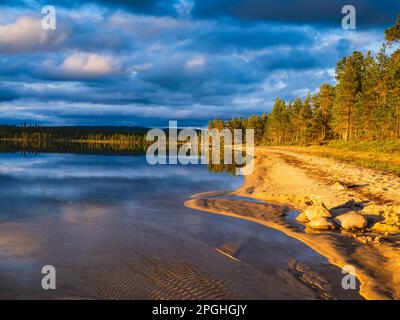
[186,146,400,300]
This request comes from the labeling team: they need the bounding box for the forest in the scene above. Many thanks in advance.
[209,17,400,146]
[0,125,150,153]
[0,125,148,143]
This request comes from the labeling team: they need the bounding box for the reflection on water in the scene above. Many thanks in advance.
[0,148,361,299]
[0,139,148,155]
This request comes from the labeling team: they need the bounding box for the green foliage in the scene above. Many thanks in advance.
[207,114,267,146]
[385,15,400,44]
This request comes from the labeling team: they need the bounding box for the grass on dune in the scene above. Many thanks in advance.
[326,139,400,154]
[311,151,400,176]
[270,139,400,176]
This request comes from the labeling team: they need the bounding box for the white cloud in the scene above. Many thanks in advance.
[61,52,119,76]
[0,15,66,53]
[186,56,205,68]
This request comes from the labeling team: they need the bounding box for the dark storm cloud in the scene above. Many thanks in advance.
[183,24,314,53]
[192,0,399,27]
[2,0,181,16]
[0,88,19,102]
[0,0,26,5]
[255,50,320,71]
[79,0,180,15]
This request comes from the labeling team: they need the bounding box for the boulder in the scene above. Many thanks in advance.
[331,181,346,190]
[295,211,309,222]
[334,212,368,230]
[303,202,332,220]
[371,222,400,234]
[307,217,337,230]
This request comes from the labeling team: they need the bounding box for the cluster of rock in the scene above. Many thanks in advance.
[362,204,400,234]
[295,198,400,238]
[353,234,383,245]
[296,201,368,231]
[364,204,400,225]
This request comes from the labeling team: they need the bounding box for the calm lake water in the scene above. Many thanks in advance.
[0,152,361,299]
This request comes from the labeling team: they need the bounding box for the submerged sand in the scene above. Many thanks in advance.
[185,147,400,300]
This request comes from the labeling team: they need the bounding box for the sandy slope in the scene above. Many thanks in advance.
[186,146,400,300]
[248,146,400,207]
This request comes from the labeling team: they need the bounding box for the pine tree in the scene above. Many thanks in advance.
[385,15,400,44]
[268,98,288,143]
[312,84,335,140]
[299,94,312,143]
[355,52,380,140]
[333,51,364,141]
[290,98,303,142]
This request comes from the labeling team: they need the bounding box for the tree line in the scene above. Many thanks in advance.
[0,125,209,153]
[0,124,147,141]
[209,17,400,145]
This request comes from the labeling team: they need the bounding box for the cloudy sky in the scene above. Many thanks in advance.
[0,0,398,127]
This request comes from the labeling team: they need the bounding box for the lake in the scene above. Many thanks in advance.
[0,151,361,299]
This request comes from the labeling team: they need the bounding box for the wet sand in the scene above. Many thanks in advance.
[185,147,400,300]
[0,204,361,300]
